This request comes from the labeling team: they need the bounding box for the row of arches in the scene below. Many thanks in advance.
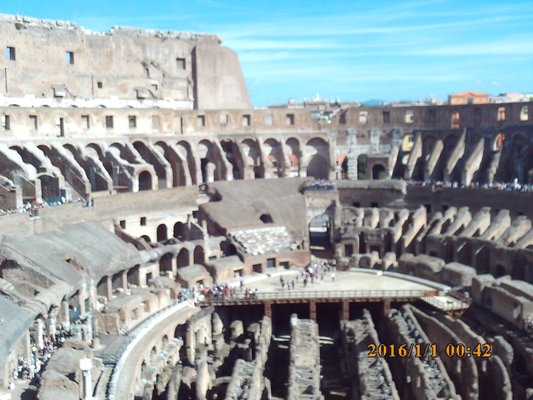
[28,136,332,199]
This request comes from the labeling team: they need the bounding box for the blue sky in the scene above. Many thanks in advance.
[3,0,533,106]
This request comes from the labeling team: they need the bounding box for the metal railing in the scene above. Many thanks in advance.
[198,289,432,305]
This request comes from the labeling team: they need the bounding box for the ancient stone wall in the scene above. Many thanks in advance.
[0,15,250,109]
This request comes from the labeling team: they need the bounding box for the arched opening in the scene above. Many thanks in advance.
[111,271,124,292]
[96,277,108,299]
[443,239,454,262]
[457,242,472,266]
[220,139,243,180]
[309,214,331,250]
[263,138,284,177]
[157,224,168,242]
[159,253,173,276]
[475,245,490,274]
[177,141,197,184]
[241,138,263,179]
[193,246,205,265]
[198,140,225,183]
[127,265,140,286]
[38,174,61,200]
[176,248,189,268]
[306,155,329,179]
[341,157,348,179]
[357,154,367,179]
[494,264,506,278]
[140,235,152,243]
[286,137,301,177]
[134,141,168,188]
[138,170,152,191]
[371,164,386,180]
[220,240,237,256]
[140,360,147,380]
[150,346,158,363]
[173,222,188,240]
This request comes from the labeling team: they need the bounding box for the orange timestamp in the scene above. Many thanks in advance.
[368,342,492,359]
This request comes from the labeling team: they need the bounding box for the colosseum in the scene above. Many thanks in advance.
[0,13,532,400]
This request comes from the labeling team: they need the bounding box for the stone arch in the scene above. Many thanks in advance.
[159,253,173,276]
[263,138,284,178]
[138,170,153,191]
[176,140,198,185]
[63,143,78,154]
[442,238,454,262]
[111,271,124,292]
[337,153,348,180]
[150,345,158,363]
[285,137,302,177]
[241,138,263,178]
[155,141,186,187]
[193,245,205,265]
[37,173,61,200]
[133,140,170,188]
[140,235,152,243]
[198,139,226,183]
[306,154,329,179]
[127,265,140,286]
[156,224,168,242]
[422,135,438,157]
[96,276,108,299]
[371,163,386,180]
[176,248,189,268]
[220,139,244,180]
[457,241,473,266]
[304,138,329,179]
[474,244,490,274]
[173,222,188,240]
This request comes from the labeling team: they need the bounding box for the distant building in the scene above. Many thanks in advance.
[448,91,490,105]
[490,92,530,103]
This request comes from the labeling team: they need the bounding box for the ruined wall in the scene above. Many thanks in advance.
[0,15,250,109]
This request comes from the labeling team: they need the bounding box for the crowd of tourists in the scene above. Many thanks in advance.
[0,197,92,218]
[10,328,72,390]
[176,282,260,303]
[302,179,336,191]
[409,179,533,193]
[292,259,336,288]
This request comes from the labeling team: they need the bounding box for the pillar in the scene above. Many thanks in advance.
[346,153,358,180]
[309,301,317,321]
[80,358,93,400]
[60,299,71,331]
[47,308,58,337]
[264,302,272,319]
[35,318,44,350]
[106,276,112,300]
[342,300,350,321]
[383,299,391,316]
[121,270,128,290]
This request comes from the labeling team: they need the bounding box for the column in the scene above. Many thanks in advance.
[264,302,272,319]
[121,270,128,291]
[346,153,358,180]
[47,308,58,337]
[309,301,317,321]
[80,358,93,400]
[60,299,71,331]
[106,276,112,300]
[342,300,350,321]
[35,318,44,350]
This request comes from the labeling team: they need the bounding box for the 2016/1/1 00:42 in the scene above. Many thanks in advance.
[367,342,492,358]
